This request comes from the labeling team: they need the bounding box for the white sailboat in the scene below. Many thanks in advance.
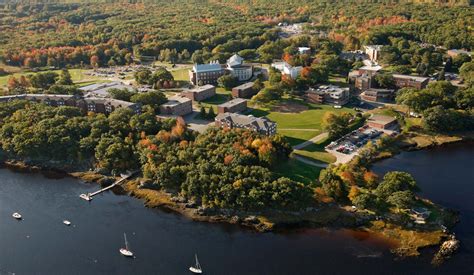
[119,233,134,257]
[12,212,22,220]
[189,254,203,274]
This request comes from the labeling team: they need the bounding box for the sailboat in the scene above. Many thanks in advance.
[189,254,203,274]
[119,233,134,257]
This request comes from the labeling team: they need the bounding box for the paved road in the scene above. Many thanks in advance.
[292,132,328,150]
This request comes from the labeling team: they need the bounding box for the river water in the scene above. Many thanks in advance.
[0,143,472,274]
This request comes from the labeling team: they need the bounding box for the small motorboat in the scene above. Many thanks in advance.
[189,254,203,274]
[119,233,134,257]
[12,212,22,220]
[63,220,72,226]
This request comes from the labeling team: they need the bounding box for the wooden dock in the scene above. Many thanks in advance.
[80,171,138,201]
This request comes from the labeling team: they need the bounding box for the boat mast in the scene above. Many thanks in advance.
[124,233,129,250]
[195,254,201,269]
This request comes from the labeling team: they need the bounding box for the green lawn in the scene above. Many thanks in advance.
[274,158,322,186]
[170,67,191,82]
[251,101,354,145]
[293,137,336,164]
[278,129,321,146]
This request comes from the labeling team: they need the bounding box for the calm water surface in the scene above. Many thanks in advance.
[0,143,472,274]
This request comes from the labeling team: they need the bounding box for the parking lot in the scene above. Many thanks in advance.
[325,125,394,164]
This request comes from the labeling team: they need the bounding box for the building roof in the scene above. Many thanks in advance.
[364,45,383,51]
[192,61,223,73]
[218,98,247,108]
[161,96,191,107]
[359,65,382,72]
[368,114,397,125]
[307,85,349,95]
[215,112,276,132]
[392,74,429,83]
[227,54,244,68]
[187,84,215,93]
[233,82,254,90]
[80,81,135,98]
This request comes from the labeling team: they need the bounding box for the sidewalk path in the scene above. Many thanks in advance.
[292,132,328,150]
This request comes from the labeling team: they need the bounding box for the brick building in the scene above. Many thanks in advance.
[392,74,430,89]
[217,98,247,114]
[159,96,193,116]
[232,82,256,98]
[181,84,216,101]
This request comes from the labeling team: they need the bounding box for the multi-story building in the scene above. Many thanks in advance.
[159,96,193,116]
[0,94,141,114]
[232,82,256,98]
[189,61,225,85]
[271,61,303,79]
[215,113,277,136]
[360,89,396,103]
[364,45,383,62]
[226,54,253,82]
[305,85,350,106]
[180,84,216,101]
[392,74,430,89]
[217,98,247,114]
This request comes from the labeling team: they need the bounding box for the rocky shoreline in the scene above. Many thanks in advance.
[0,139,465,263]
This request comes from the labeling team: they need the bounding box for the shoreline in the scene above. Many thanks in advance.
[1,138,470,259]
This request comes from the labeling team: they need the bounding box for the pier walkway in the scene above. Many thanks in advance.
[80,171,138,201]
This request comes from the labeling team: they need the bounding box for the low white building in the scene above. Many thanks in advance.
[271,61,303,79]
[298,47,311,55]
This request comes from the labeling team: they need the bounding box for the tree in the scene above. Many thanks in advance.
[47,84,81,95]
[199,106,207,118]
[28,72,59,89]
[217,74,238,90]
[130,91,167,112]
[252,86,283,103]
[323,112,353,140]
[375,171,417,199]
[150,68,174,87]
[459,61,474,88]
[374,73,395,89]
[108,88,135,101]
[207,107,215,119]
[387,190,415,209]
[57,69,73,85]
[134,69,152,85]
[319,168,347,201]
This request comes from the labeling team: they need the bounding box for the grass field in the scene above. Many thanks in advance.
[293,137,336,164]
[170,67,191,82]
[251,100,354,145]
[274,158,322,186]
